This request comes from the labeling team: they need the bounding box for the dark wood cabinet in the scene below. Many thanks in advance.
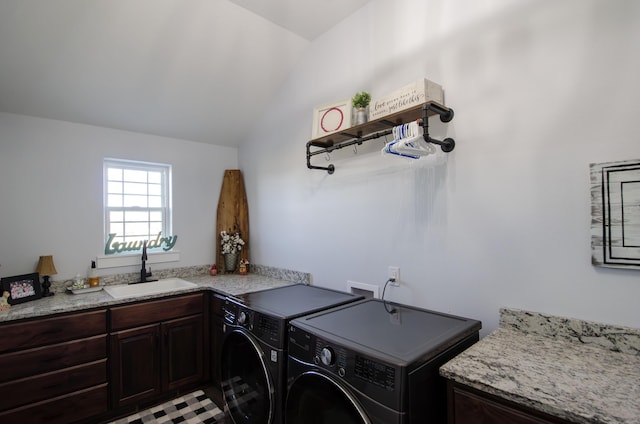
[0,309,108,424]
[110,324,162,406]
[447,382,572,424]
[210,293,225,406]
[163,314,204,391]
[0,290,215,423]
[109,293,205,408]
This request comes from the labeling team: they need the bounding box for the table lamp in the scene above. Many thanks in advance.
[36,255,57,297]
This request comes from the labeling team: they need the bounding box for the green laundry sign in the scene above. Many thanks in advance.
[105,232,178,255]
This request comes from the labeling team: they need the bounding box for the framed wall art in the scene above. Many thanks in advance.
[311,99,352,140]
[1,272,42,305]
[590,159,640,269]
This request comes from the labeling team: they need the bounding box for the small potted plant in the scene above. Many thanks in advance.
[352,90,371,125]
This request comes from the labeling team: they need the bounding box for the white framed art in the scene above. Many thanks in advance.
[590,158,640,269]
[311,99,351,140]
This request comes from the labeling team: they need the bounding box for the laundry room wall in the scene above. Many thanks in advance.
[0,113,238,279]
[239,0,640,334]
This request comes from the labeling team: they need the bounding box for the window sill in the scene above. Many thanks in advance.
[96,250,180,269]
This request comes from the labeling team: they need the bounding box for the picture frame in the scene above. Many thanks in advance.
[1,273,42,305]
[590,159,640,269]
[311,99,352,140]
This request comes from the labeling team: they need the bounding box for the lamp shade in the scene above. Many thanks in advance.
[36,255,58,276]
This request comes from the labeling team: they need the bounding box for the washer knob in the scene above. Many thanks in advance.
[320,347,335,366]
[238,311,247,325]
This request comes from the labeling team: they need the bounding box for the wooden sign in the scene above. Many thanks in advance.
[370,78,445,121]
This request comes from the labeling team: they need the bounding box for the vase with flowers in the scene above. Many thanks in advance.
[220,230,245,272]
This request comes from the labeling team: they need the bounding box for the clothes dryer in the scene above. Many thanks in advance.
[285,299,481,424]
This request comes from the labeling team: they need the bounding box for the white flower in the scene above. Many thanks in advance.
[220,230,245,254]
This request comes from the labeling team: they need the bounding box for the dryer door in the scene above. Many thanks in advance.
[221,330,275,424]
[285,371,371,424]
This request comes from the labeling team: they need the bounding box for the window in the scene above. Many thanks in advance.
[104,159,172,254]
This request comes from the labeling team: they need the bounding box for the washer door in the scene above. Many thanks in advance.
[285,371,371,424]
[221,330,275,424]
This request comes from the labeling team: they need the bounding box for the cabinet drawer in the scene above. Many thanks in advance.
[0,359,107,411]
[0,334,107,383]
[0,383,108,424]
[0,310,106,353]
[111,293,204,330]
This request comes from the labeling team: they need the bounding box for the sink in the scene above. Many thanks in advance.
[104,278,197,299]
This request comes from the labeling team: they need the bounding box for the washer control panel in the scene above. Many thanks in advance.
[224,298,283,346]
[223,301,254,330]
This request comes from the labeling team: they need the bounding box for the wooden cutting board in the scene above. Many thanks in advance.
[216,170,249,272]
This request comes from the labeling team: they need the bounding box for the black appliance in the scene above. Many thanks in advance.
[285,299,481,424]
[221,284,363,424]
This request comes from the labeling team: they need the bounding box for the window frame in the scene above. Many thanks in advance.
[103,158,173,256]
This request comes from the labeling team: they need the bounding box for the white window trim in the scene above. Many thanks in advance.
[96,250,180,269]
[102,158,176,268]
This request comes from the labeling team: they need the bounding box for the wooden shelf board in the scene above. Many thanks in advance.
[308,101,446,146]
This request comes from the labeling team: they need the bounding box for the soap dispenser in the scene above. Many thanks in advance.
[88,260,100,287]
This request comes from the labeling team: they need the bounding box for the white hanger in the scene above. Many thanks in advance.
[382,121,435,159]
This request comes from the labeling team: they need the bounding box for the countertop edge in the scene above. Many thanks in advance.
[0,274,294,323]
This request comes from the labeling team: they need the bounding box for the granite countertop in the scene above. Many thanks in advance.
[0,264,307,323]
[440,308,640,424]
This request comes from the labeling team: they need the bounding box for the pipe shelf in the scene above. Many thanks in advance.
[306,102,455,174]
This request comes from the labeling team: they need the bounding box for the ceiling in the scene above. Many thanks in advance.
[0,0,371,147]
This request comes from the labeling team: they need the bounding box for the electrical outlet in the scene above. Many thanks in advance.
[388,266,400,286]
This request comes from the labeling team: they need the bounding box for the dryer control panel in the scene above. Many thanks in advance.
[288,324,399,399]
[354,355,395,390]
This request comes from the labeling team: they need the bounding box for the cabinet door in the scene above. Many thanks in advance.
[163,314,204,391]
[110,324,161,408]
[451,385,563,424]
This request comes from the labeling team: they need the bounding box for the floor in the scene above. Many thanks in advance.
[110,390,227,424]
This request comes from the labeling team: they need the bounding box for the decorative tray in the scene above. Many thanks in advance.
[66,286,104,295]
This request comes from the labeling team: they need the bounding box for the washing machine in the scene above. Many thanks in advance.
[285,299,481,424]
[221,284,363,424]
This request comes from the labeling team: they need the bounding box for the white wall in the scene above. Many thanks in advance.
[0,113,237,279]
[239,0,640,334]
